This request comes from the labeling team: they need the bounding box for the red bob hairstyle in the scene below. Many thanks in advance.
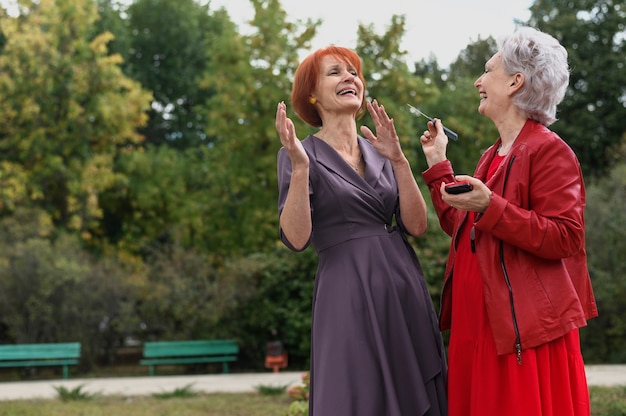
[290,46,367,128]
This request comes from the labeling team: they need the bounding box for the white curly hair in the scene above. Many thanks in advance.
[498,26,570,126]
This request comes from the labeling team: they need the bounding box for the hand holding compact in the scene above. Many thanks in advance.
[440,175,493,213]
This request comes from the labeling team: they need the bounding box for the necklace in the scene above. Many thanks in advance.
[348,154,363,172]
[315,131,363,171]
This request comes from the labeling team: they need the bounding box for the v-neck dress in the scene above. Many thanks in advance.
[277,135,448,416]
[447,153,591,416]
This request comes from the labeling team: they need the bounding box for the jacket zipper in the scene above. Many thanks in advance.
[471,155,523,364]
[500,156,523,364]
[500,239,522,364]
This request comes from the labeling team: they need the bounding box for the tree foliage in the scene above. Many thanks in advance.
[0,0,152,238]
[197,0,320,256]
[0,207,143,370]
[527,0,626,177]
[582,161,626,362]
[122,0,222,148]
[447,36,498,84]
[216,247,317,369]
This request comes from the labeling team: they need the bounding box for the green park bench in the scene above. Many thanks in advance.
[139,339,239,376]
[0,342,81,379]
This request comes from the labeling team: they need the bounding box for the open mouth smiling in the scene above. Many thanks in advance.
[338,88,357,96]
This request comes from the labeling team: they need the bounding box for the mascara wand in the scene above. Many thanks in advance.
[407,104,459,141]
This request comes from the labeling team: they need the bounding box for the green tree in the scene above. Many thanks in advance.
[413,55,447,90]
[526,0,626,177]
[581,160,626,362]
[448,36,498,84]
[100,144,234,256]
[100,145,192,254]
[122,0,227,148]
[93,0,132,61]
[197,0,320,256]
[0,0,152,240]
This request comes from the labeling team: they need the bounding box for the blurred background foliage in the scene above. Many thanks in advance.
[0,0,623,373]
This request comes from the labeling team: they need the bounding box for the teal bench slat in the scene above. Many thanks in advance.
[140,340,239,376]
[0,343,81,379]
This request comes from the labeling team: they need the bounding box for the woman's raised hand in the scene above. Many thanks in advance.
[419,118,449,167]
[276,101,309,168]
[360,100,404,163]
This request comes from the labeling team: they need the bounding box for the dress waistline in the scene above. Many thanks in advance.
[314,223,397,252]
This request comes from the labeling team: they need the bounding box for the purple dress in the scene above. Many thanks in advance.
[277,135,448,416]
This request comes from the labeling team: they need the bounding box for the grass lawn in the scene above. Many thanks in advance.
[590,386,626,416]
[0,393,293,416]
[0,386,622,416]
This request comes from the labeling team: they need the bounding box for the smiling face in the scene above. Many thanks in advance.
[474,52,518,121]
[311,55,364,120]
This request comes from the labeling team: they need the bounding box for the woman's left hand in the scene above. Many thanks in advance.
[360,100,405,163]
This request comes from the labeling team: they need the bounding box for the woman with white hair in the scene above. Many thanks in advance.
[420,27,598,415]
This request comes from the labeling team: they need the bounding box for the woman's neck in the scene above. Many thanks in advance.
[496,117,526,155]
[316,119,358,154]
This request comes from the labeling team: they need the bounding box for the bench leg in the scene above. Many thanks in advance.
[149,365,155,376]
[222,362,229,374]
[63,365,69,380]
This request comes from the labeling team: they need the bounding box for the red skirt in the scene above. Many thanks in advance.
[447,217,591,416]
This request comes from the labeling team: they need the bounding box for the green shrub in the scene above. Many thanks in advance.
[53,384,96,401]
[152,384,197,399]
[287,371,310,416]
[256,384,288,396]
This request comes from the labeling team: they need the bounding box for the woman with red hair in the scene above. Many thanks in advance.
[276,46,448,416]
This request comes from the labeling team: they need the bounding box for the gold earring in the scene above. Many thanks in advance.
[309,97,316,105]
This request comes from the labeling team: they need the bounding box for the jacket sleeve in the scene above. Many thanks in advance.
[476,135,586,260]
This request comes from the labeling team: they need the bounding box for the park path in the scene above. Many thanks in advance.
[0,365,623,401]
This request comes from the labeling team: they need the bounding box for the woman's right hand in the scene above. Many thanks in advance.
[276,101,309,168]
[419,118,449,167]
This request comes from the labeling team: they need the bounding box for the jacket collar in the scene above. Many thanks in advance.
[477,119,544,182]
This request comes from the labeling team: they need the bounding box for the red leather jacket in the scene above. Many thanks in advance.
[422,119,598,357]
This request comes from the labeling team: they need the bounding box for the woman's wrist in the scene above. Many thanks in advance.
[390,156,410,170]
[425,155,447,168]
